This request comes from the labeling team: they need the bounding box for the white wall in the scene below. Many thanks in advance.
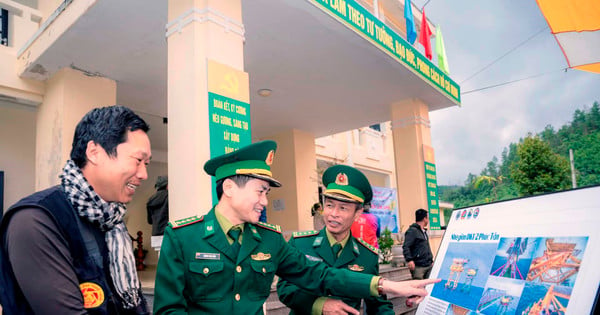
[0,102,36,212]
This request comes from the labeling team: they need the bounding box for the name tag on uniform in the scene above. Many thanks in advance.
[305,255,323,262]
[195,252,220,260]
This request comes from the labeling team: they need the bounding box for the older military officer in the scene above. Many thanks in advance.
[277,165,394,315]
[153,141,438,314]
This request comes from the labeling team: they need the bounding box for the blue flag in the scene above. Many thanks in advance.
[404,0,417,44]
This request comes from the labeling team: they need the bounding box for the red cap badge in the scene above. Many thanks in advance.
[335,173,348,185]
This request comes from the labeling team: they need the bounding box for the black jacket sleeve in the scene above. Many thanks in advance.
[5,208,87,314]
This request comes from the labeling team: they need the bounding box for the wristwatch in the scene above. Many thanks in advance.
[377,277,387,296]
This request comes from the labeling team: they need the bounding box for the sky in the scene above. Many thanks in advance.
[409,1,600,185]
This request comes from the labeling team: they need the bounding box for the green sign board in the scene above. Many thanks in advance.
[208,92,251,156]
[424,161,441,230]
[208,92,252,202]
[308,0,460,104]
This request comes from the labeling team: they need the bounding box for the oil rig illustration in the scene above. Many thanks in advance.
[459,267,478,293]
[491,237,528,279]
[477,288,514,314]
[521,284,570,314]
[526,238,581,285]
[445,258,469,290]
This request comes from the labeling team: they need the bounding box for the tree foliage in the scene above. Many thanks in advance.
[510,136,570,195]
[439,101,600,208]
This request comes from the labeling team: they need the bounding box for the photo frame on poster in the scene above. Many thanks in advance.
[417,185,600,315]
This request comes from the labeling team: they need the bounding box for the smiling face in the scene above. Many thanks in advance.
[83,129,152,203]
[323,197,363,241]
[226,177,270,225]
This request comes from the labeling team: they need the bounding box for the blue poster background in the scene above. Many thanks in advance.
[370,186,399,233]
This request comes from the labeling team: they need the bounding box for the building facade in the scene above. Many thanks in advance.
[1,0,458,267]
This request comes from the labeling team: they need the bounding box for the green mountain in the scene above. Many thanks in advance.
[439,101,600,209]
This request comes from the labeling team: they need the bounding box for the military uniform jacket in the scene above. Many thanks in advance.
[153,208,376,315]
[277,229,394,315]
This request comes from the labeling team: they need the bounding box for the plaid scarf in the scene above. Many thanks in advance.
[60,160,141,309]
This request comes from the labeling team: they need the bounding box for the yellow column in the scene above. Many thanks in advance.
[166,0,245,219]
[390,99,432,231]
[265,129,318,232]
[35,68,116,190]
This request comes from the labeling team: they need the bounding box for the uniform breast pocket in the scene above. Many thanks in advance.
[248,260,276,299]
[188,261,225,301]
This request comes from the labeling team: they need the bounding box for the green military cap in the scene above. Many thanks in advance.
[322,165,372,204]
[204,140,282,187]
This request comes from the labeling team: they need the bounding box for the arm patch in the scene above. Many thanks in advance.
[256,221,282,233]
[169,215,204,229]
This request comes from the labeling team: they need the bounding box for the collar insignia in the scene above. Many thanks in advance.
[335,173,348,185]
[348,264,364,272]
[251,252,271,260]
[313,236,323,247]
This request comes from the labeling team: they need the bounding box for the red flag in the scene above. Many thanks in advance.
[418,9,433,60]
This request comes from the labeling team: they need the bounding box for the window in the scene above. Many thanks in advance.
[369,123,381,132]
[1,9,8,46]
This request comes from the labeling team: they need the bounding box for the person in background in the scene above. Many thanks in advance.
[147,175,169,249]
[153,141,439,314]
[311,202,325,230]
[0,105,151,314]
[277,165,393,315]
[402,209,434,280]
[351,202,380,248]
[259,206,267,223]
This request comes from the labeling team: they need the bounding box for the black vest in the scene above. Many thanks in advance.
[0,186,145,314]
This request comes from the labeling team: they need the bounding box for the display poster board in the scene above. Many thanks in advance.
[417,186,600,315]
[370,186,399,233]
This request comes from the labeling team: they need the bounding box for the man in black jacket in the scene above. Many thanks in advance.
[0,106,150,314]
[402,209,434,279]
[147,175,169,236]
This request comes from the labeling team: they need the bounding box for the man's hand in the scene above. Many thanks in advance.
[381,278,440,305]
[322,298,359,315]
[407,261,415,271]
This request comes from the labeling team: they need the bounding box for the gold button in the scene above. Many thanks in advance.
[236,266,242,273]
[203,267,209,274]
[235,293,241,301]
[262,267,266,273]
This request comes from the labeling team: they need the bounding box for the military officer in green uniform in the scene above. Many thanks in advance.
[277,165,394,315]
[153,140,438,314]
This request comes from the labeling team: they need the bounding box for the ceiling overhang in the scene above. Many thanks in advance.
[17,0,460,151]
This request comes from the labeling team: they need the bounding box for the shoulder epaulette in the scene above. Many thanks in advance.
[255,221,282,233]
[356,237,379,255]
[292,230,320,238]
[169,215,204,229]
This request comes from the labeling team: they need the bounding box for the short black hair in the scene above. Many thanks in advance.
[70,105,149,168]
[215,175,252,200]
[415,208,428,222]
